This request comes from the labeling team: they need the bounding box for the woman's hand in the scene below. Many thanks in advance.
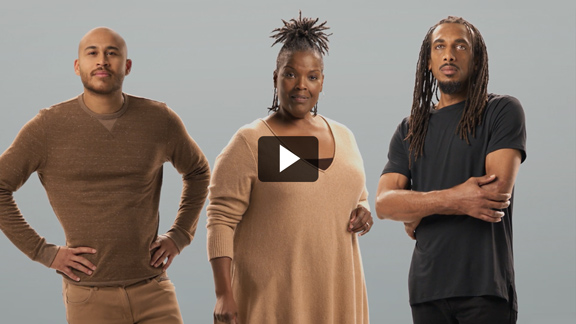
[348,205,373,236]
[214,292,240,324]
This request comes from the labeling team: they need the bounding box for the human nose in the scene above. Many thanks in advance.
[295,76,308,90]
[442,47,456,62]
[96,53,109,67]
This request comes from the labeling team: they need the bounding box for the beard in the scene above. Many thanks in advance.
[437,80,465,95]
[80,69,124,95]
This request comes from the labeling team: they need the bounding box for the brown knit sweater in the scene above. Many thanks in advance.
[207,117,369,323]
[0,94,210,286]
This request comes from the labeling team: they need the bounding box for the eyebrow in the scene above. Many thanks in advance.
[83,45,121,51]
[433,38,470,44]
[283,65,322,73]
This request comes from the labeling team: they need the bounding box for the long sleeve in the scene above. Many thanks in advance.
[206,129,257,260]
[0,111,59,267]
[163,108,211,252]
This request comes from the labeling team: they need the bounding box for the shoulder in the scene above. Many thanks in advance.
[125,94,170,113]
[484,93,525,123]
[233,118,270,142]
[40,96,82,117]
[486,93,524,113]
[320,115,359,141]
[124,94,186,123]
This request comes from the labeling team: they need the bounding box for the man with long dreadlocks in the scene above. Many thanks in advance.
[376,16,526,323]
[207,12,371,324]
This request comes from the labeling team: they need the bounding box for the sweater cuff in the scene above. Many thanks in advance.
[207,224,234,260]
[164,228,191,253]
[37,244,60,268]
[358,200,370,212]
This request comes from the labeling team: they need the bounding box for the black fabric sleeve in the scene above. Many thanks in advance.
[486,96,527,162]
[382,118,411,178]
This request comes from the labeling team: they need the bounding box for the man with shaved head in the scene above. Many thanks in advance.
[0,27,210,323]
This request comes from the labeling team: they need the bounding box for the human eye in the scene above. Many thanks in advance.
[434,44,445,50]
[106,51,118,56]
[309,75,319,81]
[283,72,295,78]
[456,44,467,50]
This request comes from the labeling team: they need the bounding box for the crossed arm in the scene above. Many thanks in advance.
[375,148,522,239]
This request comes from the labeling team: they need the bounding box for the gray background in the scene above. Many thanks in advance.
[0,0,574,323]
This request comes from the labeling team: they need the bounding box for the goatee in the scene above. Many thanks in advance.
[438,81,464,95]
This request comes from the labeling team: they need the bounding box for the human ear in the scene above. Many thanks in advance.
[125,59,132,75]
[74,59,80,76]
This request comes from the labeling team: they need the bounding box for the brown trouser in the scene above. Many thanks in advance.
[62,277,183,324]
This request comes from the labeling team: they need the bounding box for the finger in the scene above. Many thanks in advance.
[71,256,97,270]
[350,214,371,232]
[70,262,94,276]
[487,200,510,210]
[350,210,367,230]
[69,247,97,255]
[476,174,496,186]
[163,255,174,270]
[358,223,371,236]
[485,191,511,202]
[348,209,359,231]
[61,267,81,282]
[151,249,166,267]
[149,240,161,250]
[476,210,504,222]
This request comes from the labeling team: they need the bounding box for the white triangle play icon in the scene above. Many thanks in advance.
[279,145,300,172]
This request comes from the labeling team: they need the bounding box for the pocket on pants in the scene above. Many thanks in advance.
[64,282,93,304]
[151,277,176,292]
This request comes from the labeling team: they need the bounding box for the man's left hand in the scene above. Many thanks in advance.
[150,235,180,270]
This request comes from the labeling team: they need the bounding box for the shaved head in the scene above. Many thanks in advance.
[74,26,131,98]
[78,27,127,57]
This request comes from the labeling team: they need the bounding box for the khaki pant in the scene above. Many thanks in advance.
[62,277,183,324]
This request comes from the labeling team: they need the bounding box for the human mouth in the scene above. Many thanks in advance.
[92,69,111,77]
[290,94,309,103]
[440,64,458,76]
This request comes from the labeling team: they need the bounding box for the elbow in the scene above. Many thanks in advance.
[375,195,393,220]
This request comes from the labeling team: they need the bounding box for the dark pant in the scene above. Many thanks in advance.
[411,296,517,324]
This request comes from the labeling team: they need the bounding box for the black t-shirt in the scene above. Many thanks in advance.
[382,94,527,309]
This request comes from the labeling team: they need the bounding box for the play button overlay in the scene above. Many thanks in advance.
[279,145,300,172]
[258,136,318,182]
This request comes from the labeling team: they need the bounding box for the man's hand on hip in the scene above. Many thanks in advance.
[50,246,97,282]
[150,235,180,270]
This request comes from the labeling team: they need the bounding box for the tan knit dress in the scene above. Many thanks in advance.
[207,117,369,323]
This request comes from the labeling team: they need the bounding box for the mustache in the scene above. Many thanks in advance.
[440,63,458,69]
[91,67,112,75]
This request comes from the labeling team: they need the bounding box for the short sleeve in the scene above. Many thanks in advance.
[486,96,527,162]
[382,119,411,178]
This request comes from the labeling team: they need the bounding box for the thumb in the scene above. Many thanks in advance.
[149,240,160,250]
[476,174,496,186]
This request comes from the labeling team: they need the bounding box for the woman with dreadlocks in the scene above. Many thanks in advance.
[207,12,371,324]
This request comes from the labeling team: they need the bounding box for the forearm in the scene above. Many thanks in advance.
[165,165,210,251]
[210,256,233,296]
[376,188,452,222]
[376,173,510,223]
[0,188,59,266]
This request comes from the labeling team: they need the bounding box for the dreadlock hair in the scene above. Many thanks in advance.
[268,11,331,115]
[406,16,489,162]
